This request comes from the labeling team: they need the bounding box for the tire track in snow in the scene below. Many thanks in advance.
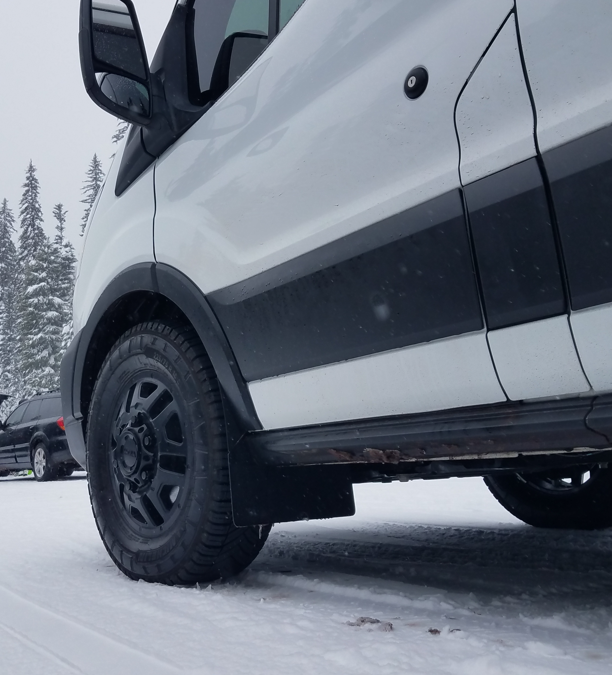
[0,621,82,674]
[257,523,612,600]
[0,585,180,675]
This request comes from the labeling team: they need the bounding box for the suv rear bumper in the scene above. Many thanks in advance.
[60,330,87,469]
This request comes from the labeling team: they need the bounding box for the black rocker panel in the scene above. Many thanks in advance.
[544,123,612,311]
[210,190,483,382]
[465,158,566,330]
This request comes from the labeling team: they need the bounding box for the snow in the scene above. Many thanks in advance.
[0,475,611,674]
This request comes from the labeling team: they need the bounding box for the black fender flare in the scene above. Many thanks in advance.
[61,263,261,467]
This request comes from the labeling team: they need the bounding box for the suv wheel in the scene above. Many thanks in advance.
[32,444,57,482]
[87,322,270,585]
[484,465,612,530]
[58,465,74,478]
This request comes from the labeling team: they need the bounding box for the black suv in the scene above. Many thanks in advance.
[0,393,79,482]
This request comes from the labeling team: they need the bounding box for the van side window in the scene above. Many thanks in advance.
[279,0,306,31]
[190,0,270,105]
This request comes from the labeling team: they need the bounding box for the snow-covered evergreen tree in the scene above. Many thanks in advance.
[0,199,20,413]
[51,204,77,353]
[53,204,67,244]
[18,161,46,265]
[81,154,105,234]
[18,236,64,395]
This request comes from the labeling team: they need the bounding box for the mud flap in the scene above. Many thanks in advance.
[229,442,355,526]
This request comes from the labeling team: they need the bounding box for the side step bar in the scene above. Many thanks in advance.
[229,395,612,526]
[242,396,612,467]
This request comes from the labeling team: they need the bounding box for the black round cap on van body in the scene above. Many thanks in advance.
[404,67,429,99]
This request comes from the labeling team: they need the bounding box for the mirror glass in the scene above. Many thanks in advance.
[92,1,146,81]
[227,34,268,88]
[98,73,149,115]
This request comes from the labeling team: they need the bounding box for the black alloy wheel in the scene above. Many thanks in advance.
[87,322,270,584]
[110,375,189,533]
[484,464,612,530]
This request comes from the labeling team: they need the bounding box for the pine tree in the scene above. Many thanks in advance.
[0,199,19,412]
[51,204,77,353]
[18,161,46,265]
[81,154,105,234]
[53,204,67,244]
[18,236,64,395]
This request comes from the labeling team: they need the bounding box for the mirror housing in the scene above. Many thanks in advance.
[79,0,152,126]
[210,32,269,101]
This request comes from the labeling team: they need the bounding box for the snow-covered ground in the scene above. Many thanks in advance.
[0,474,611,675]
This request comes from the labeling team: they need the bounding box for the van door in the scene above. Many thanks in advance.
[455,13,590,401]
[154,0,516,429]
[516,0,612,392]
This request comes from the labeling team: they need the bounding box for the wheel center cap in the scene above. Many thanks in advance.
[120,432,141,473]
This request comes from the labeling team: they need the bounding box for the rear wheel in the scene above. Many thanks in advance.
[484,464,612,530]
[58,465,75,478]
[87,321,270,585]
[32,444,57,482]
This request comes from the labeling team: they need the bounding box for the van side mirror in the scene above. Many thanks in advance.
[79,0,152,126]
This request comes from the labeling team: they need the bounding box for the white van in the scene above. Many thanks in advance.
[62,0,612,584]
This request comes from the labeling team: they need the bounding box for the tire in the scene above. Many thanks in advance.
[0,469,10,478]
[484,464,612,530]
[58,466,74,478]
[87,321,270,585]
[32,444,57,482]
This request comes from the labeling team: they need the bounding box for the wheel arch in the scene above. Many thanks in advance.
[61,263,261,467]
[29,434,49,457]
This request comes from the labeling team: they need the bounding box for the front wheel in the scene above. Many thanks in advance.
[87,322,269,585]
[484,464,612,530]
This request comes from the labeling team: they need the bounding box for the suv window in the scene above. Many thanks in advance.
[39,397,62,420]
[190,0,270,104]
[5,403,27,427]
[23,400,42,423]
[280,0,306,30]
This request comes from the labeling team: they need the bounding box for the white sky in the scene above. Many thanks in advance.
[0,0,174,247]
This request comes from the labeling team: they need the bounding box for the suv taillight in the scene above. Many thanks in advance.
[57,417,65,431]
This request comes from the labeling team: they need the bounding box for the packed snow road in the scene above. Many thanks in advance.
[0,475,610,675]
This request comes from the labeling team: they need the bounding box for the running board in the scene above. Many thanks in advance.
[228,396,612,526]
[240,397,612,467]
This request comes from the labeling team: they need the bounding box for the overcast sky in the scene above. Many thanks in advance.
[0,0,174,247]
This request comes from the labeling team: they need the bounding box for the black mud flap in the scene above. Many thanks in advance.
[229,442,355,526]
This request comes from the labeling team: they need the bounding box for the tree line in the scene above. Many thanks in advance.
[0,155,106,416]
